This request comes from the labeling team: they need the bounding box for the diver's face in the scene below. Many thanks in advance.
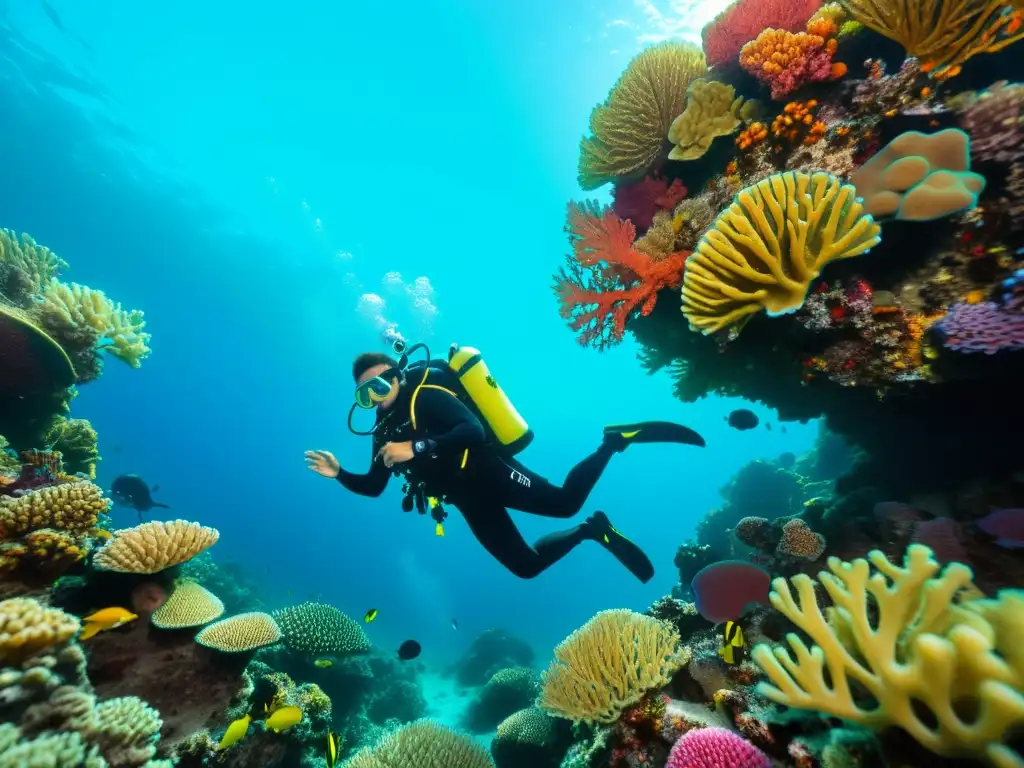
[357,364,400,411]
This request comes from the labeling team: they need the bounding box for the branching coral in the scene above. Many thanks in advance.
[33,280,151,373]
[538,609,689,725]
[553,201,689,349]
[92,520,220,574]
[681,171,881,337]
[701,0,823,68]
[578,42,707,190]
[0,230,67,302]
[751,545,1024,763]
[668,79,744,160]
[840,0,1024,77]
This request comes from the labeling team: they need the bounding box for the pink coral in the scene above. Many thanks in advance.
[612,175,687,232]
[739,28,838,100]
[701,0,822,69]
[667,727,772,768]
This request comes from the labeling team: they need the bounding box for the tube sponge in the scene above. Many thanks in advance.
[751,545,1024,764]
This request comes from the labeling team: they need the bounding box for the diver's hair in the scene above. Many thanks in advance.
[352,352,399,382]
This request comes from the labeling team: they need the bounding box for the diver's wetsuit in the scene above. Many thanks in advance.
[336,381,623,579]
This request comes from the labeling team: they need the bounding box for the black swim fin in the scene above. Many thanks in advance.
[586,511,655,584]
[603,421,706,449]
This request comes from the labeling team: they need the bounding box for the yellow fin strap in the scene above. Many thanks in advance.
[435,523,445,537]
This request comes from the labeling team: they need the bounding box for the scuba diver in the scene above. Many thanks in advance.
[304,341,705,583]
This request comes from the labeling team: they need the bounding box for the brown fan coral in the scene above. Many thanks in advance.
[32,280,152,374]
[0,481,109,537]
[667,79,744,161]
[681,171,882,337]
[92,520,220,574]
[578,42,707,190]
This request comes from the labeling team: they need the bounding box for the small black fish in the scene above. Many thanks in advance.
[110,474,168,522]
[397,640,421,661]
[726,409,759,431]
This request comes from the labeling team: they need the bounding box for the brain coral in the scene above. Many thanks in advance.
[92,520,219,574]
[272,602,371,656]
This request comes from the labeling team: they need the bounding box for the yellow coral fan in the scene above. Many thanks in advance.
[681,171,882,336]
[195,612,282,652]
[0,482,109,537]
[0,597,80,666]
[37,280,152,368]
[151,580,225,629]
[345,720,492,768]
[538,609,688,725]
[751,545,1024,763]
[578,42,707,190]
[667,79,743,161]
[840,0,1024,75]
[0,229,67,297]
[92,519,220,574]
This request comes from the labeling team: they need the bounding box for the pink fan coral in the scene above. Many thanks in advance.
[667,727,771,768]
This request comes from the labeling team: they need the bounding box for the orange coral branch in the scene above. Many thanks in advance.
[553,201,689,350]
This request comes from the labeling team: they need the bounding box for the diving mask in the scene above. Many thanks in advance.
[354,375,396,409]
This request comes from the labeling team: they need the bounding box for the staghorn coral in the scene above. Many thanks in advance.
[681,171,881,337]
[667,79,744,161]
[701,0,823,68]
[537,609,689,725]
[0,481,109,537]
[554,201,689,349]
[345,719,493,768]
[150,580,224,629]
[43,416,100,478]
[840,0,1024,76]
[578,42,707,190]
[272,602,370,656]
[0,230,67,301]
[34,280,151,371]
[92,520,219,574]
[194,612,281,652]
[751,544,1024,762]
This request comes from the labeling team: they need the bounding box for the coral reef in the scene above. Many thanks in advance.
[195,612,282,652]
[345,719,493,767]
[451,628,535,687]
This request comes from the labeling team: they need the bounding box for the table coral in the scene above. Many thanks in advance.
[195,612,282,652]
[92,519,220,574]
[578,42,707,190]
[668,79,744,160]
[681,171,881,337]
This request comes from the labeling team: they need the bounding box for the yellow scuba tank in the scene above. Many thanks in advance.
[447,345,533,455]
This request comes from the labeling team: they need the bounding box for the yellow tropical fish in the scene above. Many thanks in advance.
[79,607,138,640]
[363,608,378,623]
[314,659,333,669]
[264,705,302,733]
[217,714,251,751]
[717,620,745,665]
[326,730,341,767]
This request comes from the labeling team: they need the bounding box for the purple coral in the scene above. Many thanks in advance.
[934,301,1024,354]
[667,727,771,768]
[959,82,1024,164]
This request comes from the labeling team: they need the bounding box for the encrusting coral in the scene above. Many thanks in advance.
[751,544,1024,764]
[537,609,689,725]
[92,520,220,574]
[578,42,707,190]
[681,170,882,337]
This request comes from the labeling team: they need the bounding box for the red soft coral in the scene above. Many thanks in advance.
[553,201,688,350]
[701,0,822,69]
[612,175,687,232]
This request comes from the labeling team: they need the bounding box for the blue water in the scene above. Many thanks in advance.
[1,0,819,663]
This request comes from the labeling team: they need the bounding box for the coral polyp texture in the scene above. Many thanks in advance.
[537,609,689,724]
[681,171,881,336]
[272,601,371,656]
[751,545,1024,762]
[91,519,220,574]
[194,611,282,652]
[0,481,110,537]
[345,719,494,768]
[0,597,80,665]
[149,580,225,629]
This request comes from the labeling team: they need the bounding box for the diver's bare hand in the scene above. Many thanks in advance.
[377,441,414,468]
[304,450,340,478]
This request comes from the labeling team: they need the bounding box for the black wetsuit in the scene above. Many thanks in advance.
[336,382,618,579]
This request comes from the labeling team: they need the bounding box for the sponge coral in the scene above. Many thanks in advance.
[92,520,220,574]
[272,602,371,656]
[578,42,707,190]
[345,719,493,768]
[0,481,109,537]
[751,545,1024,763]
[667,79,744,160]
[681,171,881,337]
[33,280,151,375]
[538,609,689,725]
